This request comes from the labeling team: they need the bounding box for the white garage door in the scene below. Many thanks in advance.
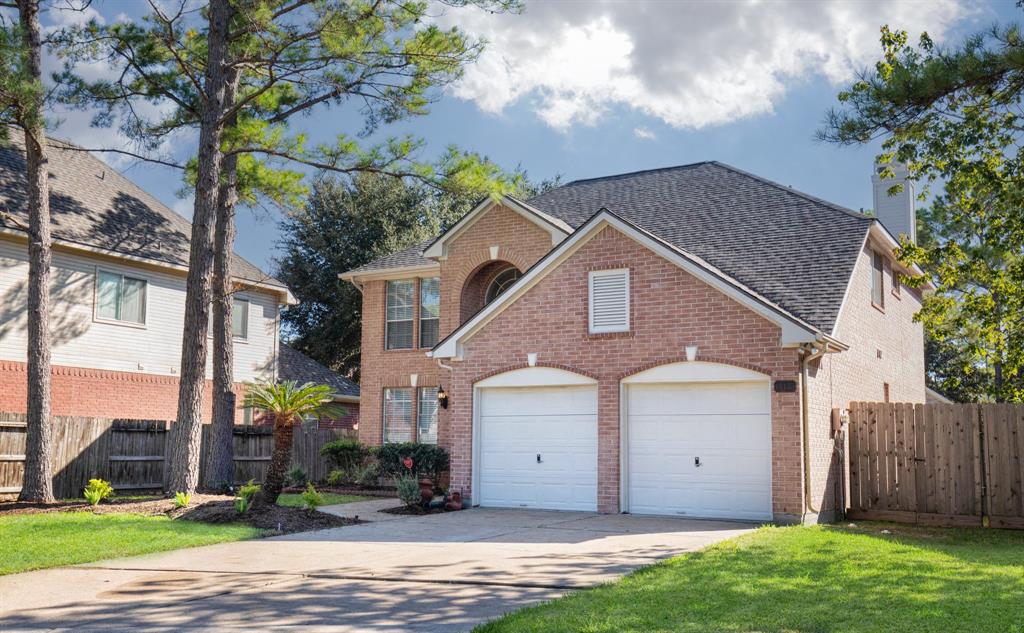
[478,385,598,511]
[626,381,771,521]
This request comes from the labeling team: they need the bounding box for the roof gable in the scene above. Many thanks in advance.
[430,209,825,360]
[278,344,359,400]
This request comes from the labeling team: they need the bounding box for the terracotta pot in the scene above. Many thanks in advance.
[445,491,463,511]
[419,479,433,503]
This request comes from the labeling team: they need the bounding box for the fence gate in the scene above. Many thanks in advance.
[847,402,1024,529]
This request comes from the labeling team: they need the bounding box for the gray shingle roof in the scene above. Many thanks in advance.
[0,135,286,289]
[278,344,359,398]
[342,238,436,276]
[347,161,873,334]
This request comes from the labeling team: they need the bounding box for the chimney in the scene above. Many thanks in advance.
[872,162,916,243]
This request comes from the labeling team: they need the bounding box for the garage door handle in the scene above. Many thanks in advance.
[694,456,701,467]
[537,453,542,464]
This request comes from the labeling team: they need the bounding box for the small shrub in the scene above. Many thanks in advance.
[238,480,260,503]
[326,470,345,486]
[396,476,421,508]
[83,479,113,506]
[286,466,308,488]
[173,491,192,508]
[235,496,251,514]
[301,482,324,510]
[356,462,379,487]
[320,438,368,478]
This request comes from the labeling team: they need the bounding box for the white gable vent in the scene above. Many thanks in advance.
[589,268,630,334]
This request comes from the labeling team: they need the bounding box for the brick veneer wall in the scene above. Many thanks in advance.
[0,360,248,422]
[358,204,555,446]
[316,403,360,430]
[805,240,926,520]
[444,225,806,518]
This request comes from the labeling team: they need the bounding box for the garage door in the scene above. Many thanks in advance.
[626,380,771,521]
[478,385,598,511]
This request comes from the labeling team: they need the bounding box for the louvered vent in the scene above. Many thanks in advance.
[589,269,630,333]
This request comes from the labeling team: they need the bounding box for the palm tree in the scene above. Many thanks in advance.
[244,380,344,504]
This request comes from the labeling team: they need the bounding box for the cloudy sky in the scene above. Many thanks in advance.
[35,0,1017,273]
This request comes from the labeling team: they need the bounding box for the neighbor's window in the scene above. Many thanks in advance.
[385,280,415,349]
[96,270,147,325]
[242,406,253,425]
[207,297,250,340]
[871,251,885,309]
[417,387,439,444]
[589,268,630,334]
[419,277,440,348]
[891,267,901,298]
[383,388,413,442]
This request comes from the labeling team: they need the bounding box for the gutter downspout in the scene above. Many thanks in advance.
[800,341,829,520]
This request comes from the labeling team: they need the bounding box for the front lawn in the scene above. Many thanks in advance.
[276,492,368,507]
[0,512,263,576]
[478,523,1024,633]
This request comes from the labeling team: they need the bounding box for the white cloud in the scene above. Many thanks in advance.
[633,126,656,140]
[433,0,968,130]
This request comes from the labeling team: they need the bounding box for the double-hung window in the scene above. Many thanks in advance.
[96,270,147,325]
[419,277,440,349]
[385,280,415,349]
[209,297,250,340]
[383,388,414,442]
[417,387,439,444]
[871,251,885,309]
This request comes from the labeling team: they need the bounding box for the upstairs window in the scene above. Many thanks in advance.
[96,270,147,325]
[419,277,440,348]
[871,251,885,309]
[589,268,630,334]
[485,266,521,304]
[891,266,902,298]
[209,297,250,340]
[385,280,415,349]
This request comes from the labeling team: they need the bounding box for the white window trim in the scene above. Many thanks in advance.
[93,266,148,328]
[385,279,415,350]
[588,268,630,334]
[418,277,440,350]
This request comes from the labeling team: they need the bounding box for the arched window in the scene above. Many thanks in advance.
[485,266,521,304]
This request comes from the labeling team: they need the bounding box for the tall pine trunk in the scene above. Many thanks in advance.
[260,415,293,505]
[17,0,54,503]
[165,0,233,495]
[204,72,240,492]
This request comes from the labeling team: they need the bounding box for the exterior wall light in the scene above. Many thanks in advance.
[437,386,449,409]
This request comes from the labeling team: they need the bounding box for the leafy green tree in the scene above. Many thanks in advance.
[822,24,1024,402]
[276,173,560,378]
[57,0,521,493]
[243,380,343,504]
[0,0,54,502]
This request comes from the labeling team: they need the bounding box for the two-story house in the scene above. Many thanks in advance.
[342,162,928,524]
[0,137,297,423]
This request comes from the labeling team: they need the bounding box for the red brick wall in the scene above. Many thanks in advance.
[0,360,247,422]
[358,204,555,446]
[444,225,806,518]
[806,239,926,519]
[316,403,360,430]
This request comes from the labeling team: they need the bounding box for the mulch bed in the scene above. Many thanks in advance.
[0,494,358,534]
[379,505,451,516]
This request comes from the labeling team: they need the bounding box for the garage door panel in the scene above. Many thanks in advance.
[479,385,597,512]
[627,381,771,521]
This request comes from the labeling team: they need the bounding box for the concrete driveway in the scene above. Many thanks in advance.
[0,504,754,631]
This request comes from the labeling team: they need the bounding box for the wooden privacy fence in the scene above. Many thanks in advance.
[847,402,1024,529]
[0,412,351,499]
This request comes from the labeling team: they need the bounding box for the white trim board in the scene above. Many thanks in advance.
[430,209,824,359]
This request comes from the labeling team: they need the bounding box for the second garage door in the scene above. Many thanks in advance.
[626,380,772,521]
[478,385,598,511]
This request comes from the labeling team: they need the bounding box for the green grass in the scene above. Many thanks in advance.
[477,523,1024,633]
[0,512,263,576]
[276,492,368,507]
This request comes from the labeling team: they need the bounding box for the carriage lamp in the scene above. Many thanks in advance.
[437,386,449,409]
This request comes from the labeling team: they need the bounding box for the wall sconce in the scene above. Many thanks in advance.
[685,345,699,361]
[410,373,418,387]
[437,386,449,409]
[527,352,538,367]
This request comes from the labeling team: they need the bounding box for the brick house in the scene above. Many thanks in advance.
[0,137,297,422]
[342,162,928,524]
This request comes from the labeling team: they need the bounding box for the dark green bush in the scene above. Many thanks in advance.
[375,442,450,482]
[320,438,369,476]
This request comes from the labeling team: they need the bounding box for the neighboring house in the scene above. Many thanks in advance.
[926,387,954,404]
[0,136,294,422]
[341,161,929,524]
[277,343,360,429]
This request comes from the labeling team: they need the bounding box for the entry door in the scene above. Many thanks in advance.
[626,381,771,520]
[478,385,598,511]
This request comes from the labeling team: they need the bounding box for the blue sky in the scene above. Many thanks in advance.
[43,1,1020,275]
